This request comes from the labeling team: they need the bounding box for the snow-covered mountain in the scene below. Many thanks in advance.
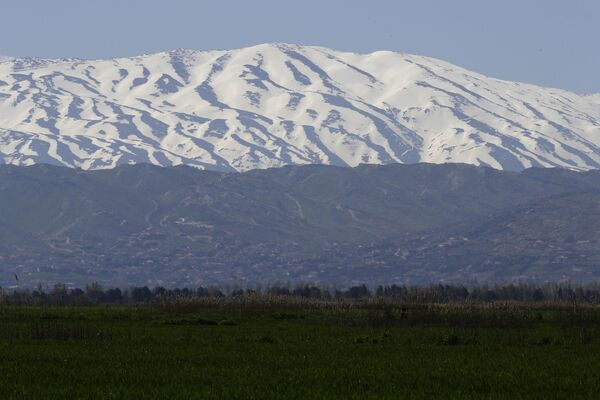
[1,43,599,171]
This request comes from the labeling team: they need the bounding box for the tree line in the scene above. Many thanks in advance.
[2,281,600,305]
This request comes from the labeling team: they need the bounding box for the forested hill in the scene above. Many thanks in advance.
[1,162,600,286]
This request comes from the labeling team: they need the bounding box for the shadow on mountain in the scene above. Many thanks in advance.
[1,163,599,287]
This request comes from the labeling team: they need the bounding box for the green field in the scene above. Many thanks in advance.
[0,300,599,399]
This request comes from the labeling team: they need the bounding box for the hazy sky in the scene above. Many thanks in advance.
[1,0,598,93]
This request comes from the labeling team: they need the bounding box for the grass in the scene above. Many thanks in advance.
[0,301,599,399]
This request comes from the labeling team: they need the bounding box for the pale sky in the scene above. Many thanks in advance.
[1,0,599,93]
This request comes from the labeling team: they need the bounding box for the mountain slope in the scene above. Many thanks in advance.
[2,163,600,286]
[1,44,599,171]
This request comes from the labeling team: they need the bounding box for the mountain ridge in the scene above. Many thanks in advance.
[1,43,599,172]
[4,43,599,95]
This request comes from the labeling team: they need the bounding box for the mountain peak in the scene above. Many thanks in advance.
[0,44,599,171]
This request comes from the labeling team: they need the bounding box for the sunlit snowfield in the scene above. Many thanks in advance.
[1,44,600,172]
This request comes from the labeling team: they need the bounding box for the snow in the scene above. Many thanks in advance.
[0,43,599,172]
